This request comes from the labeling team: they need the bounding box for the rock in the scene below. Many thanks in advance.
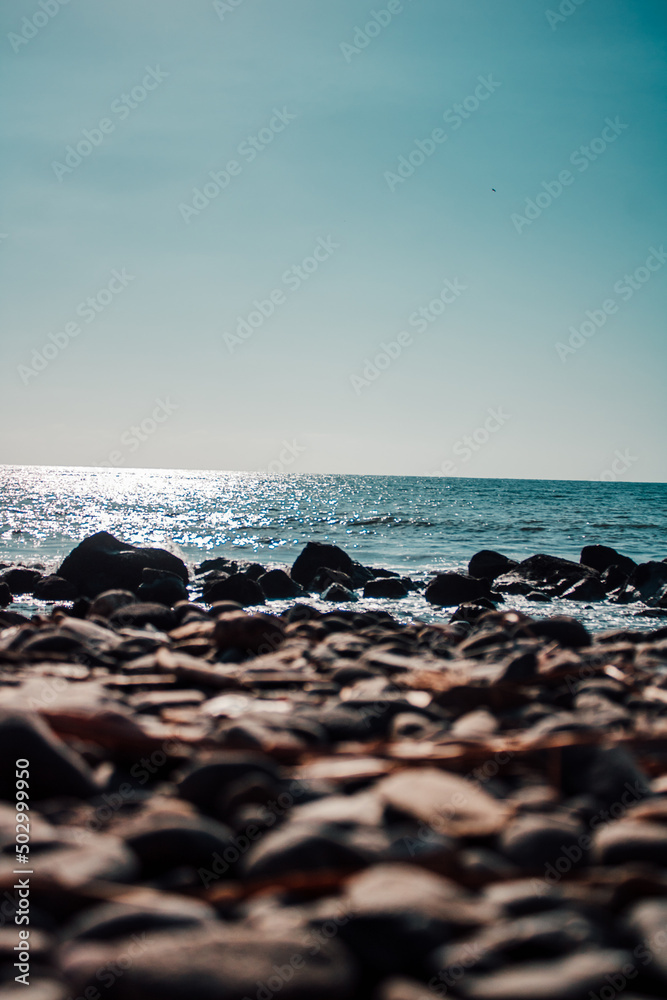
[0,582,11,607]
[523,616,591,648]
[137,568,188,606]
[469,551,518,580]
[291,541,355,588]
[322,583,358,602]
[213,611,285,653]
[120,812,234,876]
[363,578,409,599]
[600,563,633,594]
[376,768,511,837]
[337,864,485,977]
[624,899,667,984]
[177,753,282,817]
[426,573,491,607]
[499,814,587,870]
[592,820,667,866]
[17,834,139,886]
[311,568,357,593]
[515,554,597,595]
[258,569,305,599]
[241,821,369,879]
[87,590,137,618]
[58,531,188,597]
[560,577,607,601]
[0,566,43,593]
[32,575,79,601]
[559,745,651,810]
[0,712,98,802]
[203,573,265,606]
[376,979,437,1000]
[457,949,635,1000]
[0,982,66,1000]
[580,544,636,576]
[623,561,667,603]
[60,924,357,1000]
[108,602,177,631]
[61,894,216,942]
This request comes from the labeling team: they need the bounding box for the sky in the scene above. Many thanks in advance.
[1,0,665,481]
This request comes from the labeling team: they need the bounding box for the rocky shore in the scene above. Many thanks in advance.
[0,533,666,998]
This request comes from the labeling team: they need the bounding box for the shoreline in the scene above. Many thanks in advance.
[0,533,666,995]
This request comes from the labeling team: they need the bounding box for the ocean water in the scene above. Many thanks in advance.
[1,465,666,632]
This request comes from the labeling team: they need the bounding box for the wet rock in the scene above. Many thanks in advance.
[309,567,354,593]
[1,982,66,1000]
[0,566,43,593]
[137,568,188,605]
[213,611,285,653]
[0,582,11,607]
[580,544,636,576]
[58,531,188,597]
[592,819,667,866]
[426,573,491,607]
[291,541,355,588]
[60,924,357,1000]
[364,578,410,599]
[258,569,305,599]
[322,583,358,602]
[560,577,607,602]
[203,573,265,606]
[0,711,98,801]
[623,561,667,603]
[514,553,597,594]
[33,575,79,601]
[469,551,518,581]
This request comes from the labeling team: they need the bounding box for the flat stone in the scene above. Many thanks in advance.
[592,819,667,867]
[376,767,512,837]
[458,948,635,999]
[60,924,357,1000]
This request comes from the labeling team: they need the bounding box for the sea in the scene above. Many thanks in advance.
[1,465,666,633]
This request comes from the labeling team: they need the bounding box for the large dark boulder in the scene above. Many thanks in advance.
[291,542,354,588]
[258,569,305,599]
[363,578,409,599]
[622,561,667,603]
[310,567,356,593]
[468,550,518,580]
[58,532,188,598]
[0,583,11,608]
[425,573,491,607]
[0,567,43,594]
[202,573,265,607]
[514,553,597,595]
[137,568,188,606]
[580,544,636,576]
[33,574,79,601]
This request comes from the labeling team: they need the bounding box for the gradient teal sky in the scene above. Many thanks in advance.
[1,0,665,481]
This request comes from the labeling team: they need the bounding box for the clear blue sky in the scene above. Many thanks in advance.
[1,0,665,481]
